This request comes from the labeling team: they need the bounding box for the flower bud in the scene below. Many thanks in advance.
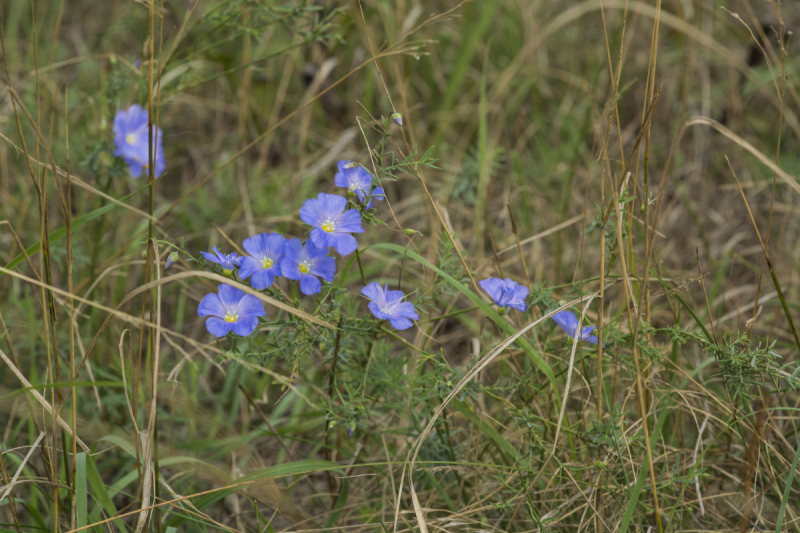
[347,426,354,439]
[403,228,417,235]
[390,112,403,127]
[165,252,178,270]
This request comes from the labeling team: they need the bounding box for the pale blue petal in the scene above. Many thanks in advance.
[333,233,358,255]
[232,315,259,337]
[205,317,232,337]
[198,293,225,318]
[299,274,321,295]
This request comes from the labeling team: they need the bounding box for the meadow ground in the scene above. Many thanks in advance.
[1,0,799,532]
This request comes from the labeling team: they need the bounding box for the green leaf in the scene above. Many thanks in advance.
[75,453,87,529]
[618,403,670,533]
[85,451,128,532]
[775,439,800,532]
[323,477,349,532]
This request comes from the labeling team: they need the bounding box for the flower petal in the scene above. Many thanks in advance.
[479,278,503,302]
[263,233,286,258]
[299,197,325,227]
[394,301,419,320]
[388,316,413,330]
[284,238,303,261]
[299,274,321,295]
[242,233,266,257]
[198,293,225,318]
[200,251,220,264]
[237,294,266,318]
[361,282,385,304]
[312,256,336,282]
[237,256,261,280]
[310,228,337,250]
[336,209,365,233]
[317,193,347,216]
[250,269,274,290]
[205,317,232,337]
[333,233,359,255]
[551,310,578,338]
[232,315,259,337]
[217,284,245,309]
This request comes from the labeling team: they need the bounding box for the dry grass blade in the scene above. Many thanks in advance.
[0,431,46,502]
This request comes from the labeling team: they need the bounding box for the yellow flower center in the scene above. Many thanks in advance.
[261,257,273,269]
[321,220,335,233]
[349,183,357,191]
[298,260,311,274]
[224,311,238,323]
[125,133,136,145]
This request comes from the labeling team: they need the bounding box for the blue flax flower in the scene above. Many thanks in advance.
[113,104,166,178]
[238,232,285,290]
[479,277,529,313]
[281,238,336,295]
[361,282,419,330]
[198,284,266,337]
[299,193,364,255]
[335,161,385,209]
[201,246,242,276]
[551,310,601,346]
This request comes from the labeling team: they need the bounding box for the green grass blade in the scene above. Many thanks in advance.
[323,477,349,533]
[75,453,87,529]
[165,460,342,528]
[775,441,800,533]
[85,451,128,532]
[618,402,671,533]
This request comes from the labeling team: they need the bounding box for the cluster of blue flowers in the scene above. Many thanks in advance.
[479,277,600,345]
[111,104,597,345]
[191,160,417,338]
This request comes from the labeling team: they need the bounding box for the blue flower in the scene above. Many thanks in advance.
[361,282,419,330]
[238,232,285,290]
[198,284,266,337]
[479,277,529,313]
[299,193,365,255]
[334,161,385,209]
[201,246,242,276]
[551,310,601,346]
[113,104,166,179]
[280,238,336,295]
